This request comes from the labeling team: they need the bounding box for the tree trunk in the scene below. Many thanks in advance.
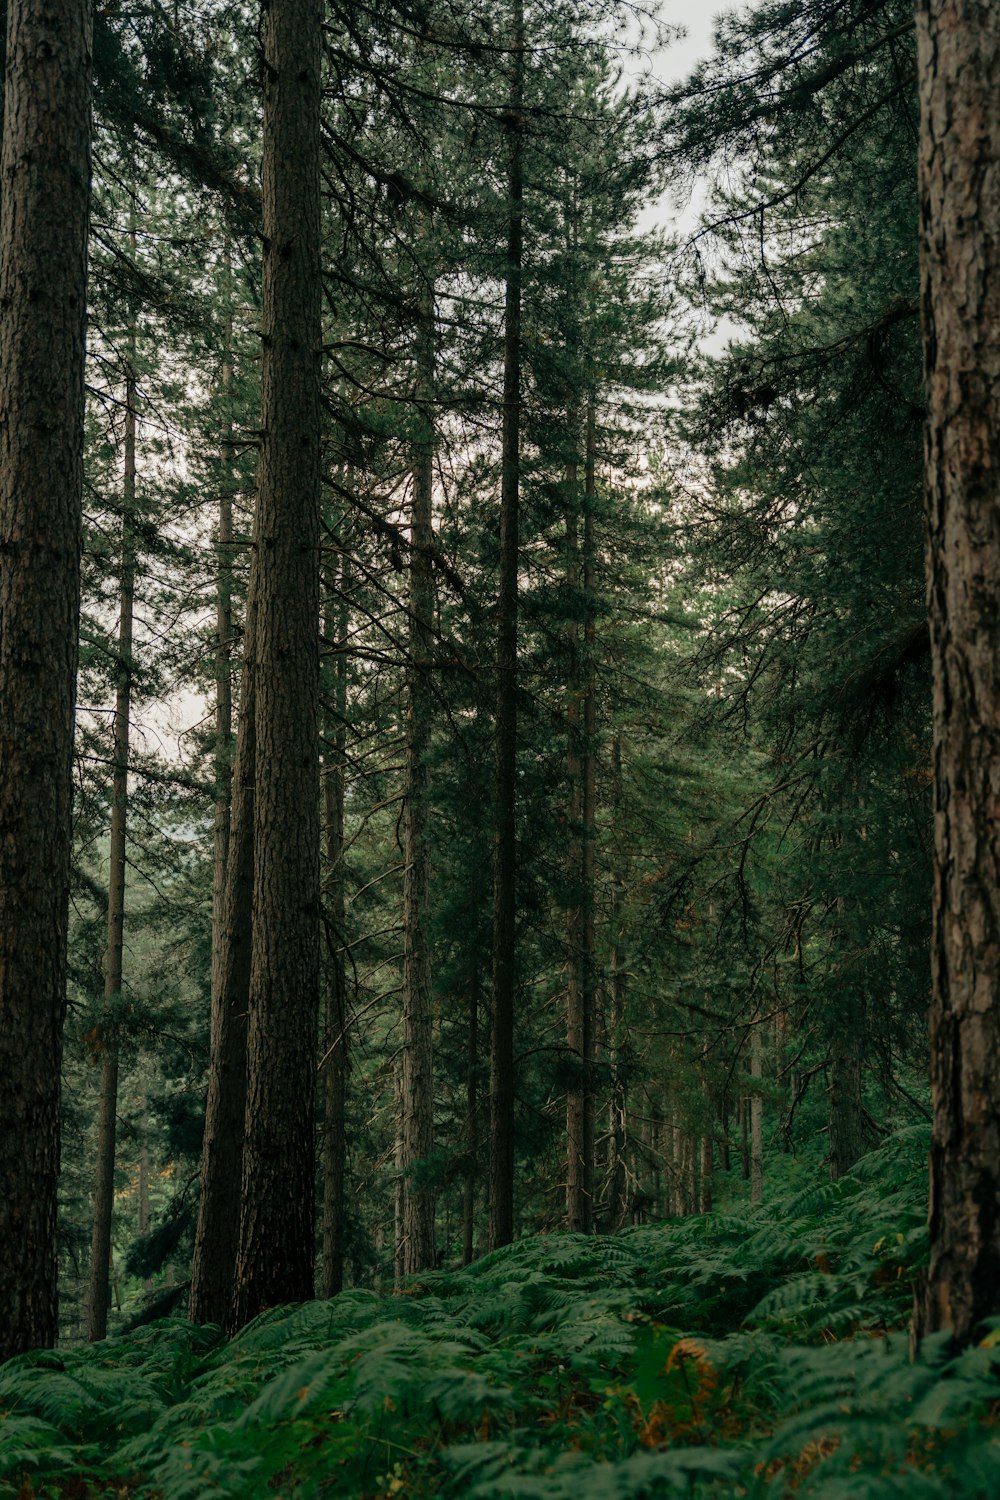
[462,966,479,1266]
[322,564,349,1299]
[565,470,585,1229]
[580,402,597,1224]
[828,1019,865,1181]
[489,0,524,1253]
[232,0,323,1328]
[401,296,436,1275]
[211,260,235,1024]
[917,0,1000,1348]
[189,559,256,1328]
[0,0,91,1363]
[394,1058,405,1287]
[750,1024,764,1204]
[606,732,627,1228]
[86,364,136,1343]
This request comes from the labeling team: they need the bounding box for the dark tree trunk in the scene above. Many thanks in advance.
[401,297,436,1275]
[567,403,597,1234]
[232,0,323,1328]
[86,364,136,1342]
[917,0,1000,1349]
[828,1019,865,1181]
[750,1023,764,1204]
[211,268,236,1028]
[0,0,91,1361]
[189,563,256,1328]
[489,0,524,1253]
[606,732,627,1227]
[463,965,480,1266]
[322,564,349,1299]
[565,469,585,1230]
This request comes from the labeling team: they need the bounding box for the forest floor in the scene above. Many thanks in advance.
[3,1127,1000,1499]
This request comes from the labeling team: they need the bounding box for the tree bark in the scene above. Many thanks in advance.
[917,0,1000,1348]
[86,363,136,1342]
[322,562,349,1299]
[401,296,436,1275]
[0,0,91,1364]
[189,559,256,1327]
[489,0,524,1253]
[828,1018,865,1181]
[462,966,479,1266]
[231,0,323,1328]
[750,1024,764,1204]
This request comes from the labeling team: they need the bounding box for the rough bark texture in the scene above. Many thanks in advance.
[189,568,255,1328]
[232,0,322,1327]
[0,0,91,1362]
[86,370,135,1342]
[401,300,436,1275]
[917,0,1000,1348]
[489,0,523,1253]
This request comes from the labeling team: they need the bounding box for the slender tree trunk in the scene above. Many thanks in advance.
[700,1050,714,1214]
[322,564,349,1299]
[401,296,436,1275]
[0,0,91,1363]
[606,732,627,1228]
[211,261,235,1011]
[565,470,585,1229]
[828,1019,865,1181]
[232,0,323,1327]
[463,966,480,1266]
[189,561,256,1327]
[393,1059,405,1286]
[720,1091,731,1174]
[489,0,524,1252]
[86,364,136,1342]
[916,0,1000,1348]
[190,285,247,1328]
[750,1024,764,1204]
[580,402,597,1223]
[739,1094,749,1181]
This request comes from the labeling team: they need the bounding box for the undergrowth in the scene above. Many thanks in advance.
[4,1127,1000,1498]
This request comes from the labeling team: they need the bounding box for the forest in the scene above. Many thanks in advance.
[1,0,1000,1493]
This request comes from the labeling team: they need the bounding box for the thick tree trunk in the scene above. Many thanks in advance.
[917,0,1000,1348]
[489,0,524,1253]
[401,298,436,1275]
[189,564,256,1327]
[322,570,349,1299]
[0,0,91,1363]
[86,367,136,1342]
[232,0,323,1327]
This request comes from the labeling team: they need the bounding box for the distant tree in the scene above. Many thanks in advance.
[0,0,92,1361]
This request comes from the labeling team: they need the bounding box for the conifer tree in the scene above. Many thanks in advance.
[0,0,92,1362]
